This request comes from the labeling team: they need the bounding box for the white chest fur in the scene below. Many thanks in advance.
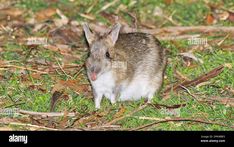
[91,71,115,98]
[91,71,158,109]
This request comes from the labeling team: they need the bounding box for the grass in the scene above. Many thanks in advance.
[0,0,234,130]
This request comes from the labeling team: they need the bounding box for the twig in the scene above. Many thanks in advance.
[89,24,234,35]
[162,10,180,26]
[104,103,148,125]
[175,70,191,81]
[3,109,77,117]
[97,0,119,13]
[217,34,229,46]
[0,122,58,131]
[130,118,234,131]
[79,13,95,20]
[179,85,199,101]
[72,63,85,79]
[0,64,48,74]
[55,58,73,79]
[163,65,224,96]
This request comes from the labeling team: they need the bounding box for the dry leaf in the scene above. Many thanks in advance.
[223,63,232,69]
[206,13,216,24]
[228,11,234,22]
[52,80,91,95]
[209,97,234,107]
[217,11,229,20]
[35,8,56,21]
[1,8,24,17]
[223,86,234,96]
[50,91,64,112]
[28,85,46,93]
[113,106,126,118]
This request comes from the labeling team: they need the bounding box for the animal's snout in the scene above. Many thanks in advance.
[89,66,101,81]
[90,72,97,81]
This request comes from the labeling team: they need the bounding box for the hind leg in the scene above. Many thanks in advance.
[147,74,163,103]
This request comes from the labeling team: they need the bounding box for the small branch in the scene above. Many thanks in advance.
[55,58,73,79]
[163,65,224,96]
[1,109,77,117]
[89,24,234,36]
[130,118,234,131]
[0,122,58,131]
[0,64,48,74]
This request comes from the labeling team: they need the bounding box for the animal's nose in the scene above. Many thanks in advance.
[90,72,97,81]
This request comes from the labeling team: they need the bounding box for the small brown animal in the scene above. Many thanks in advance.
[83,23,166,109]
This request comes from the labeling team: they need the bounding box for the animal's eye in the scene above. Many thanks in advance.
[105,51,111,59]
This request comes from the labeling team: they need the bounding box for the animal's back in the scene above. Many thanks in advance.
[113,33,165,80]
[113,33,166,101]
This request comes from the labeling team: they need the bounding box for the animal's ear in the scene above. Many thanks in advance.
[107,23,121,45]
[83,23,95,45]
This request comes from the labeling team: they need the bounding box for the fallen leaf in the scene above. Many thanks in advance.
[52,80,91,96]
[1,8,24,17]
[50,91,64,112]
[228,11,234,22]
[28,85,47,93]
[217,11,229,20]
[209,97,234,107]
[49,26,83,46]
[223,86,234,96]
[206,13,216,24]
[35,8,56,22]
[113,105,126,118]
[43,44,80,60]
[223,63,232,69]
